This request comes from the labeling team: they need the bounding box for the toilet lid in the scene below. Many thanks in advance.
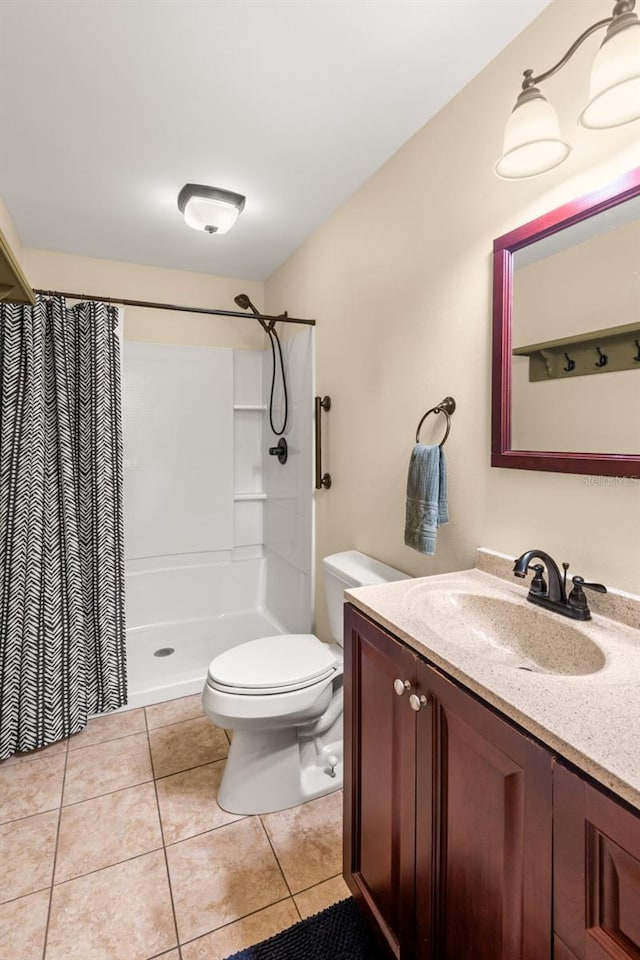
[207,634,337,694]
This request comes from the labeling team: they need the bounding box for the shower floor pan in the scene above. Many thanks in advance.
[122,609,285,710]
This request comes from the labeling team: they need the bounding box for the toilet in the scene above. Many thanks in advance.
[202,550,409,815]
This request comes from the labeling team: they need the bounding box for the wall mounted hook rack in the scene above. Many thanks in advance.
[513,322,640,381]
[594,347,609,368]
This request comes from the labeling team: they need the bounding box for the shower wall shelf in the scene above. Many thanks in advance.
[513,322,640,382]
[233,356,266,551]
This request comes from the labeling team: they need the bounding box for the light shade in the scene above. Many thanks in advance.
[177,184,246,234]
[579,15,640,128]
[495,88,571,180]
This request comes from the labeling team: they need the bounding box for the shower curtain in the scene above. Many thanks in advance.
[0,295,126,760]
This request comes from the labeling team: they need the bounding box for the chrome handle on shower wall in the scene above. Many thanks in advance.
[315,396,332,490]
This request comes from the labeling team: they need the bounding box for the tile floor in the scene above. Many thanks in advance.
[0,694,350,960]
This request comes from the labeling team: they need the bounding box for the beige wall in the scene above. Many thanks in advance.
[266,0,640,639]
[22,248,266,350]
[0,196,24,268]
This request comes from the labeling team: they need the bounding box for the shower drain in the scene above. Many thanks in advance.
[154,647,175,658]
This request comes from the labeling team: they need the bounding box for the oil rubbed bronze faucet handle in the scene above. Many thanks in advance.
[572,575,607,594]
[529,564,547,594]
[568,576,607,618]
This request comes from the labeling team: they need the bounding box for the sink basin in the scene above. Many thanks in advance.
[404,588,606,675]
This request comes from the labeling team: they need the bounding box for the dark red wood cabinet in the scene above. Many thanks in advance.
[344,604,640,960]
[343,606,419,957]
[416,661,553,960]
[554,763,640,960]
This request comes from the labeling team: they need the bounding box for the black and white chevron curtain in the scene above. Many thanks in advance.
[0,295,126,760]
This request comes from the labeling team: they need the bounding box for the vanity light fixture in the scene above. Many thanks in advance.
[177,184,246,234]
[496,0,640,180]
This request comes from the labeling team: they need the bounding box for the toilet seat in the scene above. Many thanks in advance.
[207,634,338,696]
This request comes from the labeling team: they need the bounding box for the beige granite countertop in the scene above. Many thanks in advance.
[346,552,640,811]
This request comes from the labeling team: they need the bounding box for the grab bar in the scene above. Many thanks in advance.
[315,395,332,489]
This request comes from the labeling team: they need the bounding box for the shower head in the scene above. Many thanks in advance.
[234,293,259,315]
[234,292,272,333]
[233,293,272,333]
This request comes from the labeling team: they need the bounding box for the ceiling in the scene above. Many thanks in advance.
[0,0,550,281]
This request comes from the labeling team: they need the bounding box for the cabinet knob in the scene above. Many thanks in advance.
[393,679,412,696]
[409,693,429,712]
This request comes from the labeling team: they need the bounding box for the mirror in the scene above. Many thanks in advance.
[492,167,640,477]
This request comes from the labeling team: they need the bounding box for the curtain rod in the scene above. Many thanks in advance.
[34,290,316,327]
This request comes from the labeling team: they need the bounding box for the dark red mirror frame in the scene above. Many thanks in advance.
[492,166,640,478]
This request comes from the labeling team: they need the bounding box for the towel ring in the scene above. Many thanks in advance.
[415,396,456,447]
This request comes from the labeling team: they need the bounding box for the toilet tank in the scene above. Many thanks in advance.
[322,550,410,645]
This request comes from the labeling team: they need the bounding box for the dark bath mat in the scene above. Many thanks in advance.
[223,897,385,960]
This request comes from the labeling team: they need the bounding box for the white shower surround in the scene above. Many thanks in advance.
[263,329,315,635]
[124,551,283,708]
[121,330,314,709]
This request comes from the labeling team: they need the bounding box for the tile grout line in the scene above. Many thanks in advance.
[0,802,66,828]
[46,842,167,889]
[146,707,206,735]
[162,813,247,849]
[152,754,229,783]
[0,753,68,827]
[1,772,156,825]
[66,723,148,755]
[41,733,70,960]
[0,710,219,821]
[60,774,156,813]
[145,706,184,960]
[0,746,67,769]
[257,815,297,905]
[62,705,205,756]
[25,757,223,822]
[0,867,347,910]
[0,884,52,908]
[176,892,299,952]
[176,870,353,953]
[291,871,346,899]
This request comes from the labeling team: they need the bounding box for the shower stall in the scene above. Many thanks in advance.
[121,323,315,709]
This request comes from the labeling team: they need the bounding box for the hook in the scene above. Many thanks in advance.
[634,339,640,362]
[563,352,575,372]
[594,346,608,368]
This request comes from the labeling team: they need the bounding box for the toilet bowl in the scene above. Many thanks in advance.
[202,550,409,814]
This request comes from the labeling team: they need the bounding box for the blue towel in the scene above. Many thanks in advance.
[404,444,449,555]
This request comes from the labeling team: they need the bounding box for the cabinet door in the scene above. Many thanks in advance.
[416,663,553,960]
[344,604,420,959]
[554,762,640,960]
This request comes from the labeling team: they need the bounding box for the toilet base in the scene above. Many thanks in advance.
[217,727,343,815]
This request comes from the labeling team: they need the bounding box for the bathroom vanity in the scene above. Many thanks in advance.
[342,554,640,960]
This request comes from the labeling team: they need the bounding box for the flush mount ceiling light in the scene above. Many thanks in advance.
[496,0,640,180]
[177,184,246,234]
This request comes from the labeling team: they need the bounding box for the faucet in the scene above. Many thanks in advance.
[513,549,606,621]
